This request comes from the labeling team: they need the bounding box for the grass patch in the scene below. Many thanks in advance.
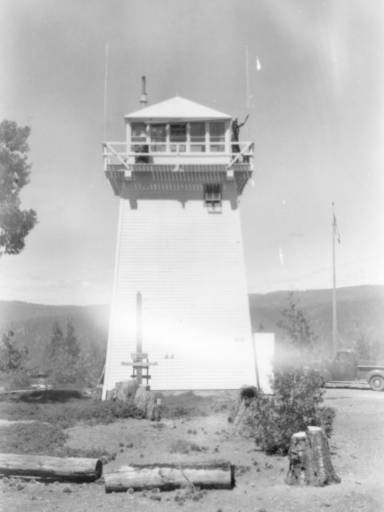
[161,392,230,418]
[1,398,144,429]
[0,422,67,455]
[170,439,208,454]
[0,421,117,460]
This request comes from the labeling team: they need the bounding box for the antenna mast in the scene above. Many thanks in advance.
[103,42,109,141]
[140,76,148,105]
[245,45,250,108]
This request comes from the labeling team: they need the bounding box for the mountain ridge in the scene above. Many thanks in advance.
[0,285,383,368]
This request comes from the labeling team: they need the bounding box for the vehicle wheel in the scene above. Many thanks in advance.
[369,375,384,391]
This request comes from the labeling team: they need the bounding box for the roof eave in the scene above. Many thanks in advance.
[124,115,232,121]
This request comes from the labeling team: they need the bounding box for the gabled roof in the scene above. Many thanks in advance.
[125,96,231,121]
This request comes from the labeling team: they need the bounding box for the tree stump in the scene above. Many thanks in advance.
[134,386,161,421]
[286,426,341,486]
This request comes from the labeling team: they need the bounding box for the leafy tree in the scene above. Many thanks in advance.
[354,330,380,361]
[0,330,29,372]
[278,293,317,354]
[0,120,37,255]
[0,330,30,389]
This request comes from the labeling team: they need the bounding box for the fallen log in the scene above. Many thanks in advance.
[104,461,235,492]
[286,426,341,486]
[0,453,102,482]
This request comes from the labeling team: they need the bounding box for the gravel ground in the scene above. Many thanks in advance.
[1,388,384,512]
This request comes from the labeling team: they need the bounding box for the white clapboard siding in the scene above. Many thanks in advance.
[102,195,255,395]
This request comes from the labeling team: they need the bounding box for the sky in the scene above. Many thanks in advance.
[0,0,383,305]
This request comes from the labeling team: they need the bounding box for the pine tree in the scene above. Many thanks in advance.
[65,321,80,359]
[46,321,64,361]
[46,321,80,385]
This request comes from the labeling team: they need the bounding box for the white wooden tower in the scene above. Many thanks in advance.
[102,87,256,398]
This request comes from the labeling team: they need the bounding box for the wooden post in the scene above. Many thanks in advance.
[0,453,102,482]
[104,461,235,492]
[286,426,341,486]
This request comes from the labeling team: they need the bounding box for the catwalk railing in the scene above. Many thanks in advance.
[102,141,254,171]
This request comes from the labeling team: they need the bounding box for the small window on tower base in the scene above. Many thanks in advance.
[204,184,222,213]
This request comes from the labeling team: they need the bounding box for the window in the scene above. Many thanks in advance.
[131,123,149,162]
[204,183,222,212]
[149,124,166,152]
[170,123,186,152]
[190,122,206,152]
[209,122,225,152]
[131,123,147,143]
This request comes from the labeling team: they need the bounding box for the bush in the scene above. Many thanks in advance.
[250,366,335,455]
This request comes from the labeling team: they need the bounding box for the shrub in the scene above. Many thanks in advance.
[250,365,335,455]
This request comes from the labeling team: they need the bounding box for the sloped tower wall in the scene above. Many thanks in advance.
[103,180,255,394]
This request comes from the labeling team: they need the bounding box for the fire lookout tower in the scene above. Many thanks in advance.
[102,86,256,398]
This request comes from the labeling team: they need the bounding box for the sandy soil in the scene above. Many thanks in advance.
[1,389,384,512]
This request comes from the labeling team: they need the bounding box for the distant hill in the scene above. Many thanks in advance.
[0,285,383,369]
[249,285,384,353]
[0,302,109,369]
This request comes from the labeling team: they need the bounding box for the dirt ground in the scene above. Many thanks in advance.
[1,389,384,512]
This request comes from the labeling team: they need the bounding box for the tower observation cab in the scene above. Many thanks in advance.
[103,96,254,205]
[101,94,256,397]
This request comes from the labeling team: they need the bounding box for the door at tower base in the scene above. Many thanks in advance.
[253,333,275,394]
[103,198,256,395]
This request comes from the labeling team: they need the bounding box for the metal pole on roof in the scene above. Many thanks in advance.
[245,45,250,109]
[103,42,109,141]
[140,76,148,105]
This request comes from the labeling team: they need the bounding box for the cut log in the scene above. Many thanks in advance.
[104,461,235,492]
[286,426,341,486]
[0,453,102,482]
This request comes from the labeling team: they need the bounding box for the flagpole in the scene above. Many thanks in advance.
[331,202,337,356]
